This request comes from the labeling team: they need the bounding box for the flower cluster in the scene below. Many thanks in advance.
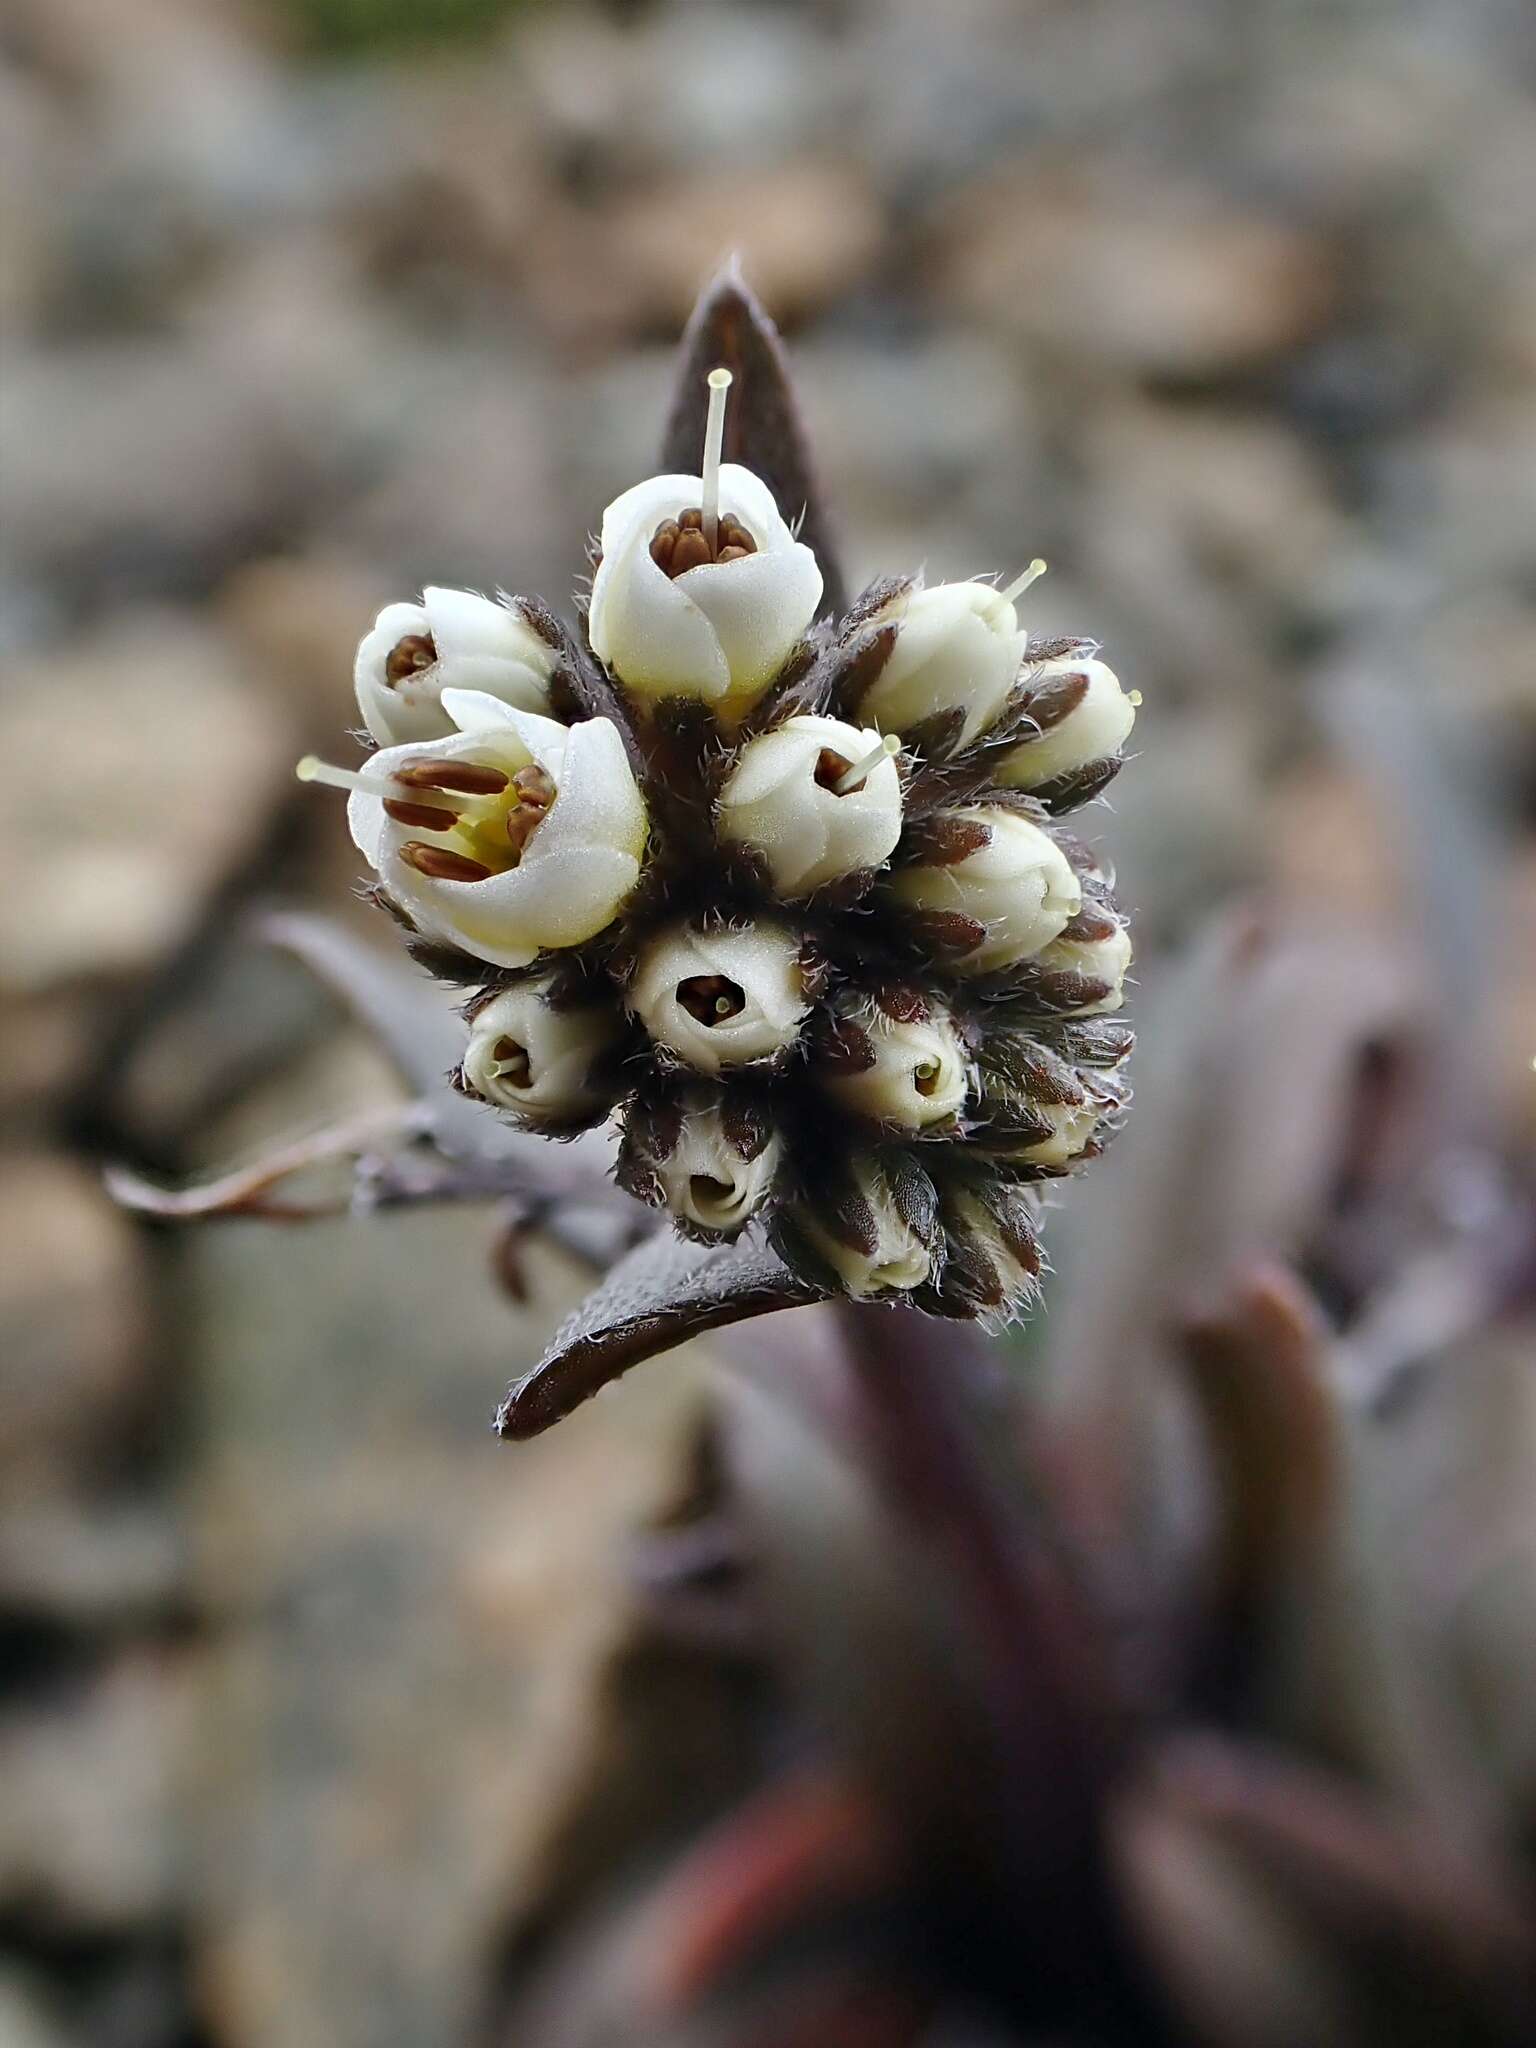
[302,369,1137,1318]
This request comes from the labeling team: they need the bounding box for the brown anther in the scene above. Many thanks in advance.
[650,506,760,580]
[677,975,746,1026]
[690,1174,735,1210]
[382,798,462,831]
[398,841,493,882]
[511,766,556,812]
[503,764,557,860]
[384,633,437,686]
[670,528,713,575]
[395,759,510,796]
[814,748,860,794]
[492,1037,532,1088]
[913,1060,942,1097]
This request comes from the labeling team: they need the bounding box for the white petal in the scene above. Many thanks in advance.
[422,588,536,663]
[675,542,823,691]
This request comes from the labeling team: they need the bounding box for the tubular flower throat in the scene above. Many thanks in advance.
[305,364,1137,1319]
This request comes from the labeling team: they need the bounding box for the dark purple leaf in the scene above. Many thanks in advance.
[496,1233,822,1441]
[662,263,846,620]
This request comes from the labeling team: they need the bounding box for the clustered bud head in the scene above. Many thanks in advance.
[355,588,559,748]
[306,350,1137,1324]
[715,714,903,897]
[891,807,1081,973]
[461,978,625,1124]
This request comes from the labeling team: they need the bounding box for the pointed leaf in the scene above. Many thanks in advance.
[496,1233,823,1440]
[662,262,846,619]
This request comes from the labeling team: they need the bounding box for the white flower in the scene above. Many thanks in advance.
[355,588,559,748]
[653,1090,783,1236]
[587,465,822,718]
[348,690,646,971]
[1033,922,1133,1014]
[891,807,1081,974]
[793,1155,935,1298]
[818,999,971,1131]
[997,657,1136,790]
[715,715,903,897]
[461,978,624,1124]
[628,920,809,1074]
[859,580,1028,749]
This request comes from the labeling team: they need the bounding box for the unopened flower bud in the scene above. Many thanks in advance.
[340,691,646,970]
[715,716,903,897]
[588,464,822,719]
[939,1188,1042,1315]
[647,1089,782,1238]
[997,657,1136,792]
[628,920,810,1074]
[787,1154,937,1298]
[355,588,559,748]
[991,1090,1112,1169]
[461,978,623,1124]
[1032,921,1132,1014]
[816,996,970,1131]
[859,577,1031,749]
[892,807,1080,974]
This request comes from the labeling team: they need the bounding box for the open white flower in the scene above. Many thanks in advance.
[715,716,903,897]
[792,1155,935,1298]
[1033,922,1133,1014]
[339,690,645,971]
[461,978,624,1123]
[860,571,1039,749]
[818,999,971,1131]
[628,920,809,1074]
[653,1090,783,1236]
[588,463,822,718]
[891,807,1081,974]
[355,588,559,748]
[997,657,1137,790]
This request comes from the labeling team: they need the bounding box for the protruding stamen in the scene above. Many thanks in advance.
[831,733,901,795]
[998,558,1048,606]
[1127,689,1144,707]
[398,841,493,882]
[395,759,510,795]
[382,798,462,831]
[700,366,732,551]
[913,1059,942,1097]
[296,755,392,798]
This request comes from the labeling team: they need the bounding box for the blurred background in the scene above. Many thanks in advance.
[2,1,1534,2044]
